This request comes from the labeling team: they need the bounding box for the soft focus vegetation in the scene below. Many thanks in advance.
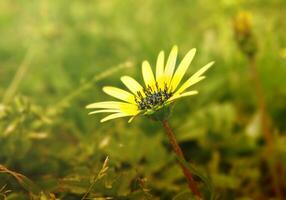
[1,0,286,199]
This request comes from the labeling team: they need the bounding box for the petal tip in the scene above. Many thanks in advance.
[128,117,134,123]
[102,86,108,93]
[172,45,178,51]
[142,60,149,66]
[86,104,92,109]
[120,76,126,81]
[100,117,108,123]
[191,48,197,53]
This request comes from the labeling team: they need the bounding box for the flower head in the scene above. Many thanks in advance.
[86,46,214,122]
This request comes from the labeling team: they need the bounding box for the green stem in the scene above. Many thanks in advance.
[161,120,202,199]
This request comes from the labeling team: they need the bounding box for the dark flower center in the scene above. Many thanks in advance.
[134,83,173,110]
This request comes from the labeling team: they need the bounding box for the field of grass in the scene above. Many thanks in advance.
[0,0,286,199]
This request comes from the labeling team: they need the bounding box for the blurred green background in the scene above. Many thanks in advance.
[0,0,286,199]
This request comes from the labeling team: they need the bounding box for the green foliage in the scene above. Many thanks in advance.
[1,0,286,199]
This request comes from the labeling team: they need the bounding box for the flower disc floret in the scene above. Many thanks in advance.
[135,83,173,110]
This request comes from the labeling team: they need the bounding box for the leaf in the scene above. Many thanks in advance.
[175,157,216,199]
[173,190,196,200]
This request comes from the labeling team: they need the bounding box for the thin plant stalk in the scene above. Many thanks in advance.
[161,120,202,199]
[249,57,272,145]
[81,157,109,200]
[48,61,133,116]
[233,11,282,198]
[248,56,282,199]
[2,49,33,104]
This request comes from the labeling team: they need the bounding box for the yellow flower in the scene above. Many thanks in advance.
[86,46,214,122]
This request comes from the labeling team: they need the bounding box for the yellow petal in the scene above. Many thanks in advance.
[142,61,156,87]
[121,76,143,95]
[164,45,178,86]
[88,109,120,115]
[100,113,132,123]
[156,51,165,79]
[86,101,121,109]
[120,105,139,115]
[175,61,214,95]
[155,51,165,89]
[175,76,205,96]
[86,101,134,110]
[170,48,196,92]
[103,86,135,104]
[128,116,136,123]
[168,90,198,102]
[86,101,138,115]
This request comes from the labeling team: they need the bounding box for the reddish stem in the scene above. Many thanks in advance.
[249,57,272,145]
[249,56,282,199]
[162,120,202,199]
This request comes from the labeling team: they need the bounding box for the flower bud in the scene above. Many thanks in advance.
[233,11,258,58]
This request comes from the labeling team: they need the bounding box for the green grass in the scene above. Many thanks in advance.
[0,0,286,199]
